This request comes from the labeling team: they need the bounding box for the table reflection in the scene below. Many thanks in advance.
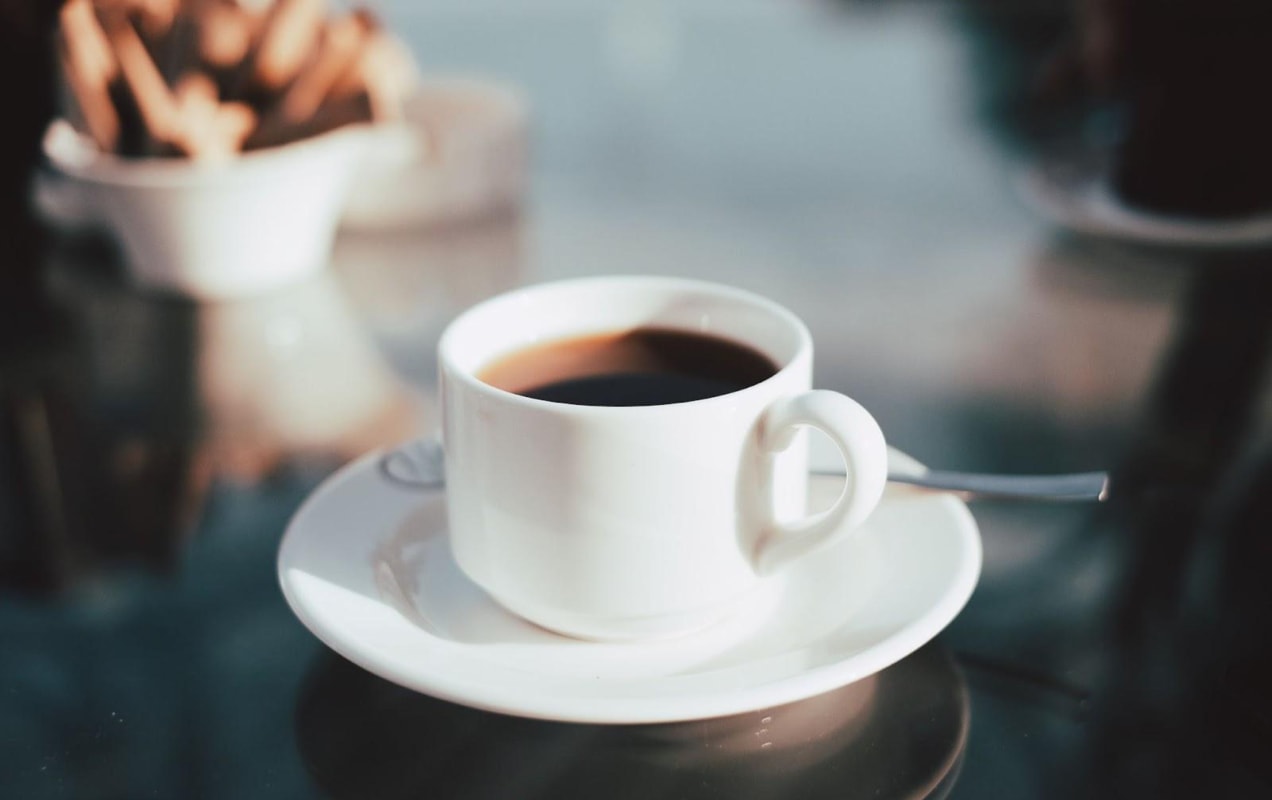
[0,234,440,594]
[1091,256,1272,799]
[295,643,967,800]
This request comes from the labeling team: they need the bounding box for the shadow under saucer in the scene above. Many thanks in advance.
[294,642,968,800]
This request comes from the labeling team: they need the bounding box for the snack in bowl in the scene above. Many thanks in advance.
[43,0,420,299]
[55,0,417,160]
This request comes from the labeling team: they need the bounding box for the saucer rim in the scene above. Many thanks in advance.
[278,448,982,724]
[1019,153,1272,249]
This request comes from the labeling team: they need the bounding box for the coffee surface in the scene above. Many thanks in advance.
[477,328,779,406]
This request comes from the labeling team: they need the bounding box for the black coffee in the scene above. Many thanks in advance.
[478,328,779,406]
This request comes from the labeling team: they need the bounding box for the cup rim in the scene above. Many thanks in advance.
[438,275,814,415]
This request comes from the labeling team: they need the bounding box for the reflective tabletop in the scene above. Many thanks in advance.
[2,2,1270,799]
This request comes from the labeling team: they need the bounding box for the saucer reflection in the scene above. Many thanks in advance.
[294,643,968,800]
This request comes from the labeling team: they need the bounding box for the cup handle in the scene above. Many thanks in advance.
[752,390,888,576]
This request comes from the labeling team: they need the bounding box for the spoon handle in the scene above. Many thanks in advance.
[384,438,1111,502]
[844,470,1110,502]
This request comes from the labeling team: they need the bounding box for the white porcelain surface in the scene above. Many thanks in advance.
[342,78,528,229]
[40,120,370,300]
[1021,151,1272,249]
[277,447,980,723]
[438,276,888,639]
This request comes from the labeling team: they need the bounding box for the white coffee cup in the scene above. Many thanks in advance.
[438,276,888,640]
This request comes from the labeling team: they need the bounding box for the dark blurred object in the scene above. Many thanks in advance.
[0,0,74,593]
[1094,2,1272,218]
[0,0,62,311]
[0,264,207,594]
[1094,257,1272,798]
[956,0,1084,157]
[0,0,62,196]
[962,0,1272,220]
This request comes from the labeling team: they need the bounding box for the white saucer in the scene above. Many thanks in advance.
[278,448,981,724]
[1020,149,1272,249]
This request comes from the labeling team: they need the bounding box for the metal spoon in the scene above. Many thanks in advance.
[383,439,1110,503]
[827,468,1109,502]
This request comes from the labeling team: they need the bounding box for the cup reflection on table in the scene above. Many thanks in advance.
[196,271,418,479]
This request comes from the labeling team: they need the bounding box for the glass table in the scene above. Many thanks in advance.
[2,2,1269,798]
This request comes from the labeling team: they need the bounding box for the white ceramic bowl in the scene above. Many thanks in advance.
[40,120,371,301]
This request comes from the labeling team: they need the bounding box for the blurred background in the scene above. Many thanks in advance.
[1,1,1270,798]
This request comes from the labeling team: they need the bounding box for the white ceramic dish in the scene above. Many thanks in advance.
[341,77,528,230]
[277,447,981,724]
[1020,149,1272,249]
[39,119,370,300]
